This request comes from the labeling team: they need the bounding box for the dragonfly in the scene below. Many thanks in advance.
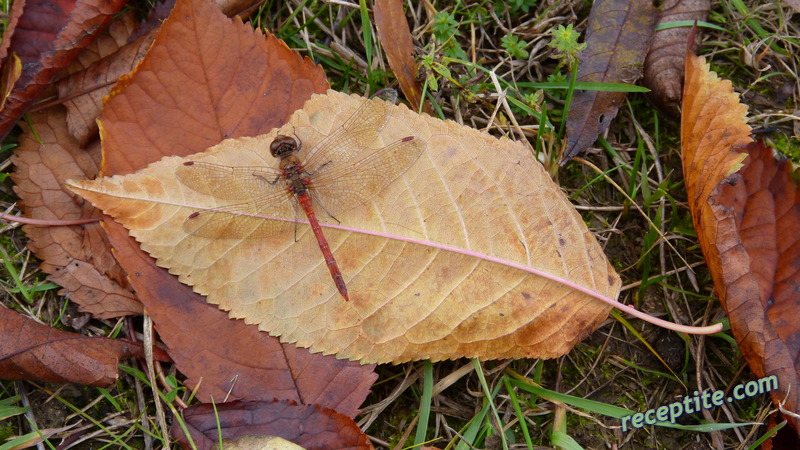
[175,90,425,301]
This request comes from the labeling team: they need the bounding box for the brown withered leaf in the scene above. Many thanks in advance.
[642,0,709,116]
[682,53,800,432]
[88,0,375,414]
[375,0,428,114]
[69,89,621,364]
[171,400,372,450]
[100,0,329,175]
[10,106,141,318]
[66,6,154,76]
[717,141,800,437]
[0,306,162,386]
[106,219,376,415]
[59,0,262,146]
[562,0,657,162]
[58,3,173,145]
[0,0,128,140]
[59,33,156,146]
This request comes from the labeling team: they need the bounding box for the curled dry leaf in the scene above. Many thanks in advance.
[170,400,372,450]
[58,4,170,146]
[0,306,161,386]
[69,90,620,364]
[0,54,21,110]
[0,0,128,140]
[375,0,428,114]
[562,0,658,162]
[681,53,800,431]
[642,0,709,116]
[10,107,141,318]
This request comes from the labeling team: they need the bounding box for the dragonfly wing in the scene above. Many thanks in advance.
[182,189,297,239]
[310,136,425,215]
[302,92,398,172]
[176,161,281,200]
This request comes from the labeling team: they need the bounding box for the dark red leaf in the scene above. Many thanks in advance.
[171,400,373,450]
[0,0,128,139]
[0,306,163,386]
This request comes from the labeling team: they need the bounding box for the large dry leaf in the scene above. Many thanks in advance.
[171,400,372,450]
[0,306,160,386]
[10,106,141,318]
[681,54,800,432]
[642,0,709,116]
[69,89,620,364]
[562,0,657,162]
[0,0,128,140]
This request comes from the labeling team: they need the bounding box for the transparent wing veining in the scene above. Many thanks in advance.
[309,136,425,215]
[302,92,397,173]
[176,161,282,200]
[181,192,297,239]
[177,161,297,239]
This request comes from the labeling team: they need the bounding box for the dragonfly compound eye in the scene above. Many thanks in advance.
[270,135,299,158]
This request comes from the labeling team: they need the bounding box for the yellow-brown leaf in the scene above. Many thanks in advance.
[69,90,620,363]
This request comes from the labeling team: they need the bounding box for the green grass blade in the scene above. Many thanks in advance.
[414,360,433,445]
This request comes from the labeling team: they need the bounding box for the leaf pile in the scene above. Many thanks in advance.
[3,0,376,444]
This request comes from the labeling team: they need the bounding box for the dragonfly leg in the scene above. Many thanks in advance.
[306,159,334,177]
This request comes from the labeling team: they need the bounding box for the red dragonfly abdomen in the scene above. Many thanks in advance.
[296,193,350,301]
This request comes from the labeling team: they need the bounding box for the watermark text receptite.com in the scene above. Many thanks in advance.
[621,375,778,432]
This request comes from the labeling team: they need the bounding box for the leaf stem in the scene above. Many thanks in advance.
[313,220,723,335]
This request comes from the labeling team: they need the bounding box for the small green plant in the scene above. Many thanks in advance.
[418,43,452,93]
[501,33,529,59]
[547,24,586,68]
[430,10,468,62]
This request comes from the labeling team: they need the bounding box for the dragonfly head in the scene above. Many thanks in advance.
[270,135,299,159]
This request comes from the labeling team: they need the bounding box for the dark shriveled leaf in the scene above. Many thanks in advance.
[561,0,657,162]
[170,400,372,450]
[642,0,710,116]
[0,306,163,386]
[0,0,128,140]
